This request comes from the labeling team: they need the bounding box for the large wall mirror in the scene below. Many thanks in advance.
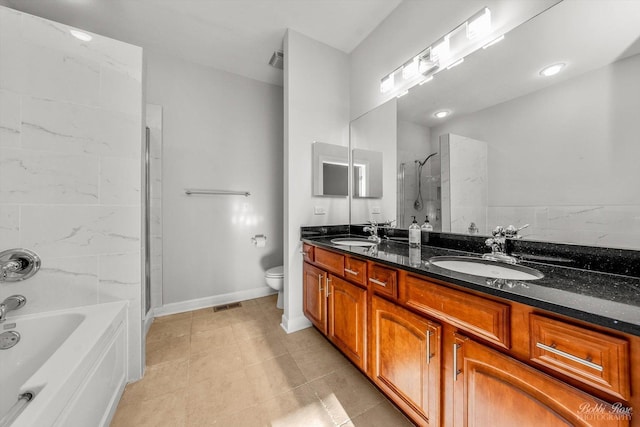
[350,0,640,250]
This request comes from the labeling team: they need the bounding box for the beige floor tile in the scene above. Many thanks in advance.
[191,307,215,317]
[290,339,350,382]
[111,390,187,427]
[237,331,288,366]
[230,313,275,340]
[309,364,385,425]
[187,370,260,421]
[281,326,328,353]
[121,359,189,403]
[191,312,234,333]
[342,400,414,427]
[243,353,308,402]
[189,342,245,381]
[146,336,190,366]
[146,318,191,343]
[257,384,336,427]
[190,325,237,354]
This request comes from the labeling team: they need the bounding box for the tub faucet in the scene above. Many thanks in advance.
[0,295,26,323]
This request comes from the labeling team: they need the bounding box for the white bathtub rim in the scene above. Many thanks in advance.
[6,301,127,427]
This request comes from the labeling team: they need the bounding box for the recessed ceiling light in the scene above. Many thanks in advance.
[540,63,565,77]
[70,29,92,42]
[434,110,450,119]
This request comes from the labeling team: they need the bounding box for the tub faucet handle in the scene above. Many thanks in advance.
[0,295,26,323]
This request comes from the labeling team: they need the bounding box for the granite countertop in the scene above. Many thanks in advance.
[302,234,640,337]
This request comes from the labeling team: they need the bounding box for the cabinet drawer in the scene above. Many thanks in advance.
[302,243,315,262]
[529,314,630,399]
[344,256,367,287]
[368,263,397,298]
[403,275,510,348]
[315,247,344,275]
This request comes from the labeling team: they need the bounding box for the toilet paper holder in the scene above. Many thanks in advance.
[251,234,267,247]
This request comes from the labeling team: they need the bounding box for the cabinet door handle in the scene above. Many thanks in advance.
[345,268,359,276]
[326,276,331,297]
[453,343,461,381]
[369,278,387,287]
[536,342,603,372]
[426,330,433,365]
[318,274,323,293]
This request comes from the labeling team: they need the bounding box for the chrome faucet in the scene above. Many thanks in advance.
[363,221,382,244]
[482,224,529,264]
[0,295,27,323]
[1,259,25,281]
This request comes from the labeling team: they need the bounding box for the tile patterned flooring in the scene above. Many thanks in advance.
[111,295,413,426]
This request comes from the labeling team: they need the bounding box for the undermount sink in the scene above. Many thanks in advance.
[428,256,544,281]
[330,238,377,247]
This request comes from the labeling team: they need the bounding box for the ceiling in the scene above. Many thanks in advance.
[0,0,402,86]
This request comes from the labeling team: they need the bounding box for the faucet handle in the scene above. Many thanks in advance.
[505,224,529,238]
[492,226,505,237]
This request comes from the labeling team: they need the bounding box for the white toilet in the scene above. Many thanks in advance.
[265,265,284,309]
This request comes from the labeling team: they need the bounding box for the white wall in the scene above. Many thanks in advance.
[283,29,350,332]
[430,54,640,248]
[146,104,163,312]
[0,6,144,379]
[349,0,560,120]
[145,51,283,312]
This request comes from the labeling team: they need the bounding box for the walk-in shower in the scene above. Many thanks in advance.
[414,152,438,211]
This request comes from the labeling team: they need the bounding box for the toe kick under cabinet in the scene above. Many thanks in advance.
[302,243,638,427]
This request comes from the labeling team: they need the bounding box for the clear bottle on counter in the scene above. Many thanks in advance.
[421,216,433,231]
[409,216,421,248]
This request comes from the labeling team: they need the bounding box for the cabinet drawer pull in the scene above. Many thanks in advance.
[369,278,387,287]
[536,342,603,372]
[345,268,359,276]
[426,331,433,365]
[453,343,461,381]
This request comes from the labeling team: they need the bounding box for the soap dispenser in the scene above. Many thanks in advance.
[409,216,421,248]
[421,216,433,231]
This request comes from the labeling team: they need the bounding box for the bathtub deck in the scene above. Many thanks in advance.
[111,294,412,426]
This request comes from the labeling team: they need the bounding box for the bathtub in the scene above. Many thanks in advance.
[0,302,128,427]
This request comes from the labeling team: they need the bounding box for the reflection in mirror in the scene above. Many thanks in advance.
[352,0,640,249]
[312,142,348,197]
[352,149,383,198]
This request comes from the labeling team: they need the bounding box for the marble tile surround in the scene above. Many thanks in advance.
[0,6,144,380]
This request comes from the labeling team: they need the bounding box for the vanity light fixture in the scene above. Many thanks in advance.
[482,34,504,49]
[419,76,434,85]
[379,7,498,95]
[401,57,420,80]
[380,74,395,93]
[446,58,464,70]
[70,29,92,42]
[467,8,492,40]
[434,110,450,119]
[540,63,565,77]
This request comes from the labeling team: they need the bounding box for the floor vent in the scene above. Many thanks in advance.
[212,302,242,312]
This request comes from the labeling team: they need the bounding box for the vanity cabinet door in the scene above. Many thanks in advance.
[303,262,327,334]
[371,296,441,426]
[452,335,629,427]
[327,274,367,370]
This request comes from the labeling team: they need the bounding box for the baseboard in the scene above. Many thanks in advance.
[281,313,312,333]
[154,286,277,317]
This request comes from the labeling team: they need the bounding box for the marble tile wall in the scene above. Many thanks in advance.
[0,6,144,380]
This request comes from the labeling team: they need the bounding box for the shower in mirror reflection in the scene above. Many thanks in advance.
[397,151,440,229]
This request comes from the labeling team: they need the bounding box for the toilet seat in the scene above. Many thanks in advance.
[265,266,283,278]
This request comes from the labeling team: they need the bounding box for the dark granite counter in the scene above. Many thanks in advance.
[301,233,640,337]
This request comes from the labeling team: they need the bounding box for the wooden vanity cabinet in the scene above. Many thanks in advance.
[303,253,368,370]
[452,334,629,427]
[302,243,637,426]
[303,262,327,334]
[371,295,441,426]
[327,274,367,369]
